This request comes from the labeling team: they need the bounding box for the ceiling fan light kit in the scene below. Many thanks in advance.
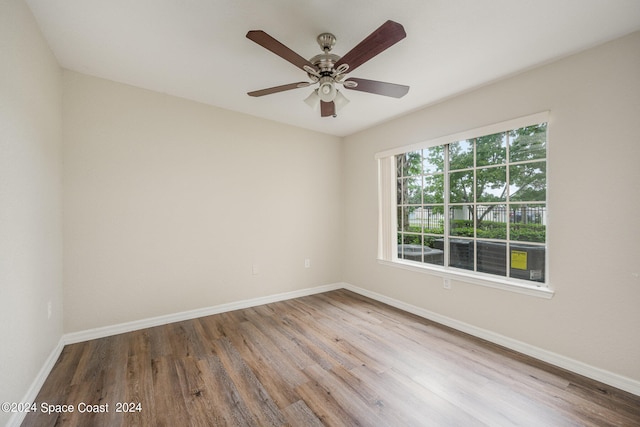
[246,20,409,118]
[333,90,350,110]
[304,90,321,109]
[304,88,349,116]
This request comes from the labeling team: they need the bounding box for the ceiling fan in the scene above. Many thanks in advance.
[246,20,409,118]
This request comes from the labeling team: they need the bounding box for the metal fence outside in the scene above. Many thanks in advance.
[408,205,546,227]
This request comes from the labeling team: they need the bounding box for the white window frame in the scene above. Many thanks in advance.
[376,112,553,298]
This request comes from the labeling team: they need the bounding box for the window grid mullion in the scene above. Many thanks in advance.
[505,131,511,278]
[420,150,425,263]
[443,145,450,268]
[473,138,478,273]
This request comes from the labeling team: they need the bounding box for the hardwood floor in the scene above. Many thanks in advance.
[23,289,640,426]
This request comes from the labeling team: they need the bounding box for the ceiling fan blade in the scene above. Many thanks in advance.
[320,101,335,117]
[248,82,310,97]
[334,20,406,73]
[246,30,318,72]
[343,78,409,98]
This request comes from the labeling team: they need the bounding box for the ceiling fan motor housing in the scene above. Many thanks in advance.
[309,53,340,77]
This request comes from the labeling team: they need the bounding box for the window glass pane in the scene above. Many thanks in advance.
[476,166,507,202]
[398,234,422,262]
[400,206,421,232]
[510,204,546,243]
[397,235,445,266]
[449,238,474,271]
[510,244,545,283]
[476,205,507,240]
[397,151,422,177]
[449,140,474,171]
[423,146,444,174]
[450,206,473,237]
[396,156,404,178]
[509,123,547,162]
[401,177,422,204]
[509,162,546,202]
[449,170,474,203]
[422,175,444,204]
[476,132,506,166]
[407,206,425,232]
[422,206,445,234]
[423,237,444,266]
[477,241,506,276]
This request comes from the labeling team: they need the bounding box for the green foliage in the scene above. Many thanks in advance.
[450,225,475,238]
[476,133,507,166]
[509,162,546,201]
[405,225,444,235]
[397,233,422,245]
[397,151,422,177]
[448,219,545,243]
[423,175,444,204]
[478,221,507,240]
[510,124,547,162]
[510,223,546,243]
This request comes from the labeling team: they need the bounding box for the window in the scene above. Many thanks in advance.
[378,113,549,291]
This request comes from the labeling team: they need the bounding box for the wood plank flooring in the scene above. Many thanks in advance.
[22,289,640,426]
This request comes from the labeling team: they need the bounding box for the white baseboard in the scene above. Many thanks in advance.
[6,339,65,427]
[63,282,343,345]
[341,282,640,397]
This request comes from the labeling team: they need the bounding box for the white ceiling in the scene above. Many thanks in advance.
[26,0,640,137]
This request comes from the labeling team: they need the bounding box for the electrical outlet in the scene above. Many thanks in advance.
[443,278,452,290]
[304,258,311,268]
[252,264,260,275]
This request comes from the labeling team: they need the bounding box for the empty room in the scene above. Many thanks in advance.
[2,0,640,425]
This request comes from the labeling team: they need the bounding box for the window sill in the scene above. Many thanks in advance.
[377,258,554,299]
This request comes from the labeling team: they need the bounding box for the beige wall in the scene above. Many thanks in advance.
[62,71,343,332]
[0,0,63,424]
[343,32,640,382]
